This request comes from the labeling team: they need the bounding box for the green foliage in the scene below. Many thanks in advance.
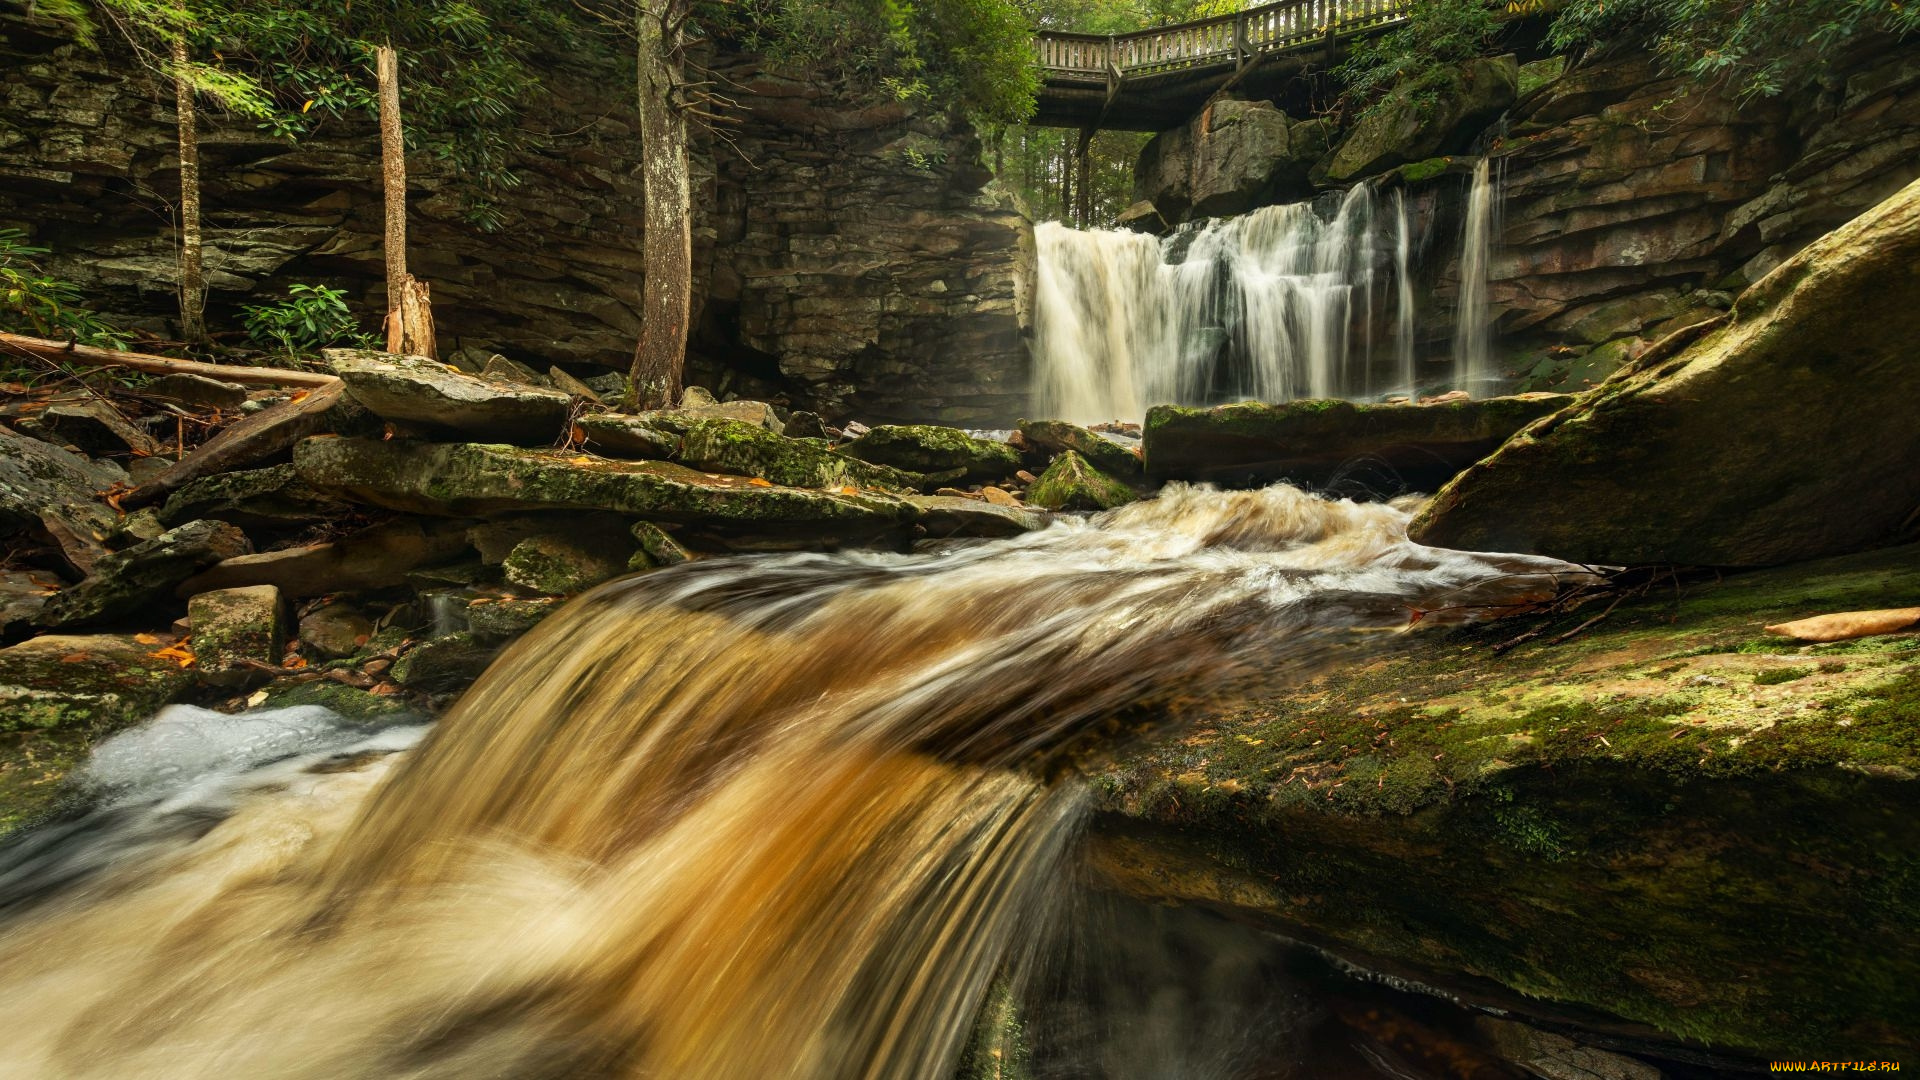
[1335,0,1500,116]
[43,1,591,231]
[731,0,1041,125]
[240,283,367,356]
[1547,0,1920,99]
[0,229,130,348]
[994,125,1147,226]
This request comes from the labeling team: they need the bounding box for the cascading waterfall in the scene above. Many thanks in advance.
[1033,165,1504,422]
[0,486,1583,1080]
[1451,157,1498,394]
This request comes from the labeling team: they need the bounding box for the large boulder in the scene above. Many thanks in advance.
[679,419,924,493]
[37,519,252,629]
[905,495,1050,538]
[1092,542,1920,1061]
[1135,100,1331,223]
[1316,55,1519,184]
[1144,395,1574,492]
[292,437,919,536]
[1411,175,1920,567]
[839,425,1020,484]
[324,348,572,444]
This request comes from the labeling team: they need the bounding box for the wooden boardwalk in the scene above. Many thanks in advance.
[1031,0,1412,129]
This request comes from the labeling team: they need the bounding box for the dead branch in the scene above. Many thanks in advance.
[0,332,337,388]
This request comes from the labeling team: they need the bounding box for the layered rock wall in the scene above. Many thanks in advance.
[0,11,1031,424]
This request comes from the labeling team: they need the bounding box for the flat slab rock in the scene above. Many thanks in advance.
[0,632,195,733]
[324,348,571,445]
[906,495,1049,538]
[1143,394,1577,493]
[293,437,919,534]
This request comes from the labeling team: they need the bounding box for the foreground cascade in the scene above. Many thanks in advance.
[0,486,1576,1079]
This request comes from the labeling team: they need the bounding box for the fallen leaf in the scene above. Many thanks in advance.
[839,486,858,496]
[748,477,773,487]
[59,653,91,664]
[149,644,196,668]
[134,632,162,645]
[245,689,269,707]
[282,655,308,669]
[369,682,399,696]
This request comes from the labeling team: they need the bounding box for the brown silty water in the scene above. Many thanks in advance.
[0,484,1586,1079]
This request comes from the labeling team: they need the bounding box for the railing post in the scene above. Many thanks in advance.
[1234,10,1249,66]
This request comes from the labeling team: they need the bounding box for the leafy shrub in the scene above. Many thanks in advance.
[1547,0,1920,100]
[1335,0,1501,117]
[0,229,130,348]
[241,283,367,356]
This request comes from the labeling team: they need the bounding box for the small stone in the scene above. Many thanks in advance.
[783,410,830,440]
[19,398,160,456]
[631,521,695,566]
[979,486,1021,508]
[480,354,552,387]
[389,632,500,694]
[299,601,374,660]
[680,386,718,407]
[188,585,286,687]
[547,366,605,404]
[467,596,562,642]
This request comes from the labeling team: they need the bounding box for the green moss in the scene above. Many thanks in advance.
[1396,156,1453,184]
[262,679,412,721]
[1026,451,1135,512]
[840,425,1020,481]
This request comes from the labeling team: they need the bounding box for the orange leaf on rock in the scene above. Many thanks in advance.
[133,632,162,645]
[59,653,91,664]
[748,477,773,487]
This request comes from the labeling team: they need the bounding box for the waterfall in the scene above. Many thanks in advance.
[1034,172,1506,422]
[0,486,1583,1080]
[1394,188,1417,400]
[1451,157,1497,394]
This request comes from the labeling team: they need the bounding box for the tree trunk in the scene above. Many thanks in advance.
[1074,126,1095,228]
[627,0,692,412]
[377,45,435,358]
[170,23,205,345]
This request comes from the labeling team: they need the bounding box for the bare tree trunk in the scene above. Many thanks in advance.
[170,22,205,345]
[627,0,692,411]
[377,45,435,359]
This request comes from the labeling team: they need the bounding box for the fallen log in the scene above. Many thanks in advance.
[0,332,337,389]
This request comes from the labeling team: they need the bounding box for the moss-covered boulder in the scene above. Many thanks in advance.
[1019,420,1143,477]
[1144,395,1574,492]
[298,601,374,660]
[1092,543,1920,1060]
[0,632,195,734]
[1316,55,1520,184]
[574,413,681,460]
[679,418,925,494]
[1027,451,1135,512]
[389,632,500,695]
[466,596,563,642]
[187,584,285,686]
[630,521,696,566]
[156,463,352,529]
[259,679,412,721]
[501,532,633,595]
[37,520,252,629]
[839,425,1020,484]
[292,437,919,537]
[324,348,571,445]
[1411,176,1920,567]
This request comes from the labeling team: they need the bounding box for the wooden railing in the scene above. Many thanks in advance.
[1035,0,1412,84]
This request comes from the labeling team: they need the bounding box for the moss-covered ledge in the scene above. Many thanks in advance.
[1089,543,1920,1062]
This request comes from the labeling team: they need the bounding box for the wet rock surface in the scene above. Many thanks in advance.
[37,520,252,629]
[1144,394,1574,493]
[1026,451,1135,512]
[187,585,286,686]
[839,425,1020,484]
[1094,543,1920,1061]
[1413,176,1920,566]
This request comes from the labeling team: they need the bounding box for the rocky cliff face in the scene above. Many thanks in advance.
[1122,37,1920,394]
[0,10,1031,425]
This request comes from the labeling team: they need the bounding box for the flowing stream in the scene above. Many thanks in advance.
[0,485,1580,1079]
[1033,169,1502,424]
